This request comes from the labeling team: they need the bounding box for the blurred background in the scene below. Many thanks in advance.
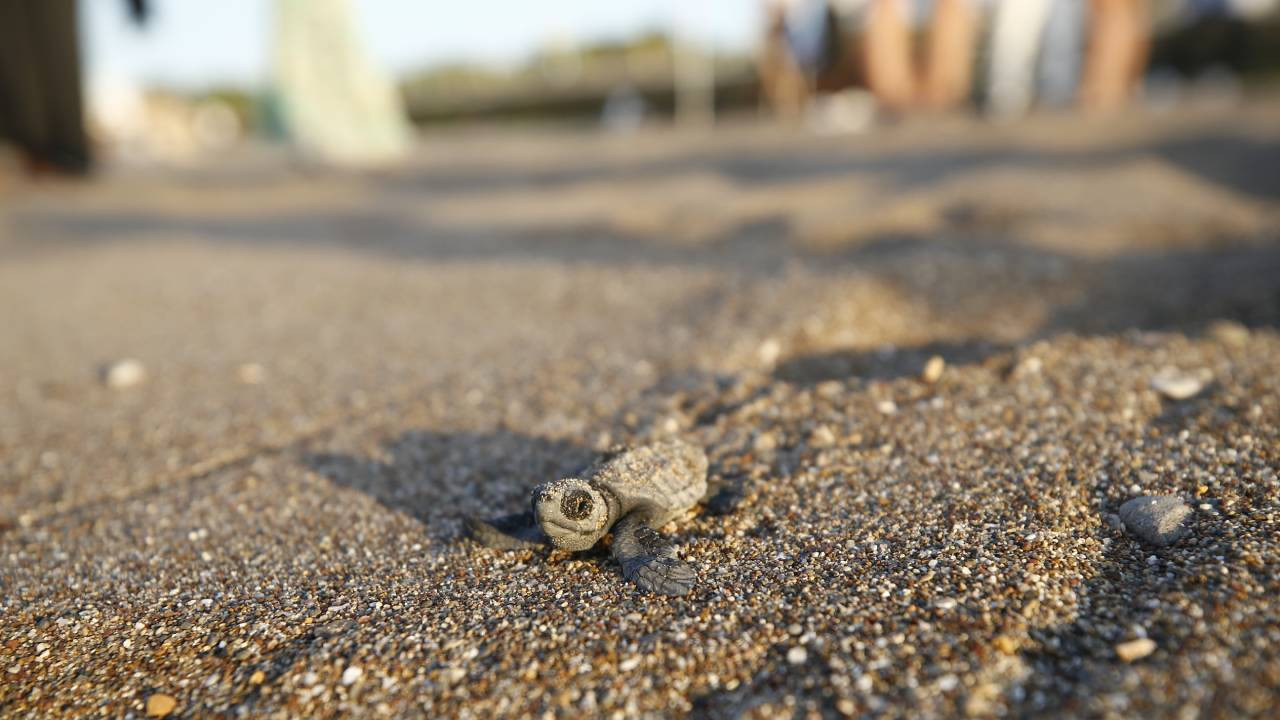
[1,0,1278,170]
[3,4,1280,716]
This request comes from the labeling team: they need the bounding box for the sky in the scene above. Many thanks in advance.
[82,0,762,90]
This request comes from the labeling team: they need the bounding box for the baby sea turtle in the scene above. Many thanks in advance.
[465,439,715,596]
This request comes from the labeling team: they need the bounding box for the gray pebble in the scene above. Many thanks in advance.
[1119,495,1192,546]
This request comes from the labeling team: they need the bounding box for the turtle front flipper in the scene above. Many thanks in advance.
[611,511,696,596]
[464,511,548,550]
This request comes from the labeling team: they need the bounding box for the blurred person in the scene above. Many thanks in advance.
[1181,0,1278,18]
[270,0,410,167]
[859,0,915,109]
[0,0,146,176]
[759,0,843,119]
[759,7,807,120]
[984,0,1089,118]
[1151,0,1280,80]
[1081,0,1152,111]
[1037,0,1090,109]
[860,0,981,112]
[985,0,1055,118]
[921,0,982,108]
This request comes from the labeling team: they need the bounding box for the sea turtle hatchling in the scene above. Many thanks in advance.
[464,439,715,596]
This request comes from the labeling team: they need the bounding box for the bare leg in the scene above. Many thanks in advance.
[863,0,916,111]
[1081,0,1150,112]
[922,0,979,111]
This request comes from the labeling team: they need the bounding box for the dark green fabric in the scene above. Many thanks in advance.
[0,0,89,173]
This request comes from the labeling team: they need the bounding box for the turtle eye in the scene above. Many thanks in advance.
[561,489,593,520]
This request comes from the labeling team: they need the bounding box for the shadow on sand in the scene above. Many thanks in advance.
[1007,442,1251,716]
[10,127,1279,275]
[303,430,596,526]
[772,230,1279,386]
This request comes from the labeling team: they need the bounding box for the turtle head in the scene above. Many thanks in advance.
[532,478,610,551]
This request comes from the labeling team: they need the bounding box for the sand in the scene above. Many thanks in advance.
[1,101,1278,718]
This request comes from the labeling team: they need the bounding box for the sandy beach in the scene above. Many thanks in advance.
[2,100,1278,718]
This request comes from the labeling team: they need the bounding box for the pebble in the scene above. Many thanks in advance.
[342,666,363,686]
[753,432,778,452]
[1119,495,1192,546]
[1012,355,1042,377]
[1114,638,1157,662]
[757,338,781,366]
[1207,319,1250,347]
[964,684,1000,716]
[101,359,146,389]
[809,425,837,448]
[1150,368,1209,400]
[921,355,946,384]
[237,363,266,385]
[249,671,266,685]
[786,646,808,665]
[145,693,177,717]
[876,399,898,415]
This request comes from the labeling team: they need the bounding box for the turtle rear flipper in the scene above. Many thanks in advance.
[464,511,548,550]
[612,511,696,596]
[700,475,744,516]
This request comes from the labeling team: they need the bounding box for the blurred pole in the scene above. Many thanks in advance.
[673,9,715,128]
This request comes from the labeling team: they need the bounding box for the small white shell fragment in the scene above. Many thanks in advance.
[757,338,781,366]
[237,362,266,384]
[921,355,946,383]
[102,359,146,389]
[1150,368,1209,400]
[1115,638,1157,662]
